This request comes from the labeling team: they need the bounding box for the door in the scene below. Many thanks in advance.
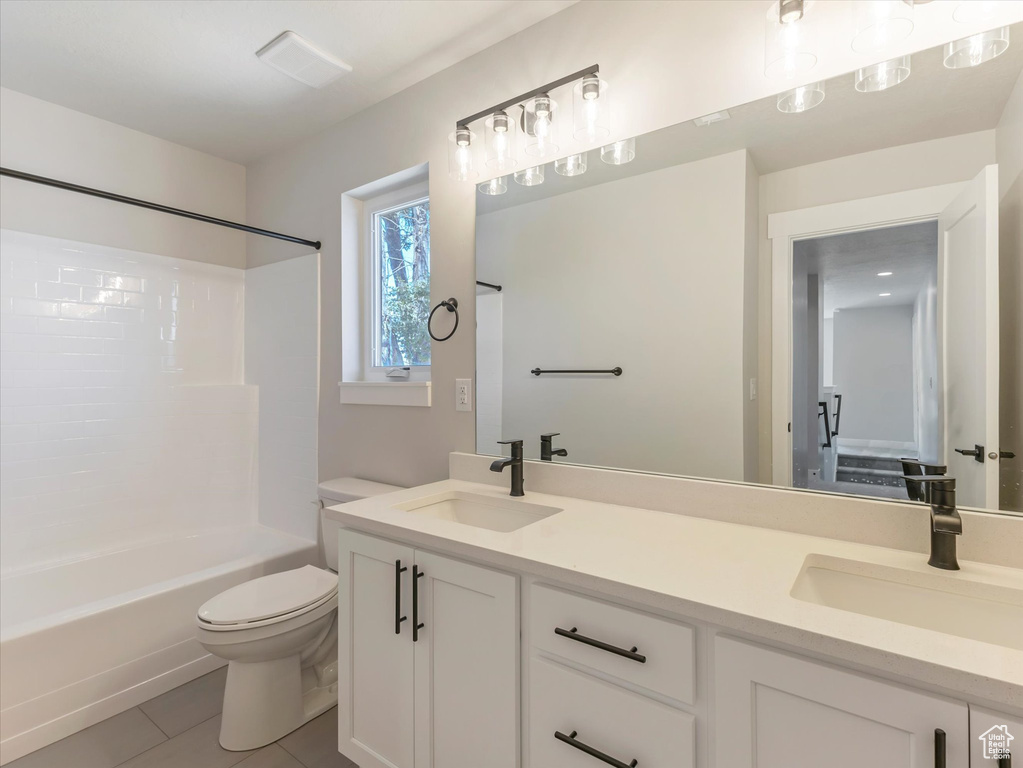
[413,550,518,768]
[715,637,968,768]
[940,164,1000,508]
[338,530,416,768]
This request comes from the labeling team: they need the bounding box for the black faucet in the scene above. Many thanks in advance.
[491,439,524,496]
[540,433,568,462]
[904,476,961,570]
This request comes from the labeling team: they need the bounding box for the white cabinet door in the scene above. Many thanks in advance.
[338,530,416,768]
[715,637,968,768]
[970,706,1021,766]
[413,549,518,768]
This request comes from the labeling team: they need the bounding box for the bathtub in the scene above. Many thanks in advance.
[0,525,318,764]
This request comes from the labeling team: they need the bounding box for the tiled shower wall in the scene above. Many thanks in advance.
[0,229,256,573]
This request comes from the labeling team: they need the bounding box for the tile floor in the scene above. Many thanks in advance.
[9,668,356,768]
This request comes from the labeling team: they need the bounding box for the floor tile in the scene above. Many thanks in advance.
[7,708,166,768]
[278,709,356,768]
[235,745,305,768]
[139,666,228,738]
[116,715,254,768]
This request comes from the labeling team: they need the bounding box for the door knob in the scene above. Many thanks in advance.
[954,444,985,463]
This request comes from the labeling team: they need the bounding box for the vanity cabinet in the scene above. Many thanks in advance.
[714,637,969,768]
[337,530,518,768]
[970,706,1021,766]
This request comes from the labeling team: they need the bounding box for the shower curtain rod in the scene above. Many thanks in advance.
[0,167,322,250]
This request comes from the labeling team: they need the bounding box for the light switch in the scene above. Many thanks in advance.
[455,378,472,412]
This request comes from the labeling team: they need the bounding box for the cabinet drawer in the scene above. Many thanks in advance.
[529,656,695,768]
[529,584,695,704]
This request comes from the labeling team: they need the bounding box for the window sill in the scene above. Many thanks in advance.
[338,381,432,407]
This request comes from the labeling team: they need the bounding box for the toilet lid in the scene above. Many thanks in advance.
[198,565,338,625]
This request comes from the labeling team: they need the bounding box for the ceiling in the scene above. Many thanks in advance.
[795,222,938,318]
[0,0,576,164]
[478,24,1023,215]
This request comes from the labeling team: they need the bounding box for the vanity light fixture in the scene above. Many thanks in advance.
[851,0,914,54]
[765,0,818,80]
[944,27,1010,69]
[450,65,604,182]
[478,177,508,196]
[514,166,545,186]
[855,56,911,92]
[555,153,588,177]
[777,81,825,113]
[878,271,893,276]
[447,127,478,181]
[600,138,636,165]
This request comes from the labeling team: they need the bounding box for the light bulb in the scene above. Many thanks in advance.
[777,81,825,113]
[600,138,635,166]
[944,27,1010,68]
[555,153,587,177]
[478,177,508,196]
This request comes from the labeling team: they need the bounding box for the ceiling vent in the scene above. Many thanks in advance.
[256,31,352,88]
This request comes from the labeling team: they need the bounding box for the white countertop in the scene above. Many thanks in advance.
[326,479,1023,710]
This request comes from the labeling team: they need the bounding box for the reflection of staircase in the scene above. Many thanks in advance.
[836,454,904,487]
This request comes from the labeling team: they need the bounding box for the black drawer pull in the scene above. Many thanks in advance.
[555,730,637,768]
[935,729,945,768]
[412,565,425,642]
[999,752,1011,768]
[555,626,647,664]
[394,560,407,635]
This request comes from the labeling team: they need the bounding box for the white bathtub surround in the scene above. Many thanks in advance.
[0,229,256,572]
[0,526,317,764]
[244,253,321,541]
[324,478,1023,712]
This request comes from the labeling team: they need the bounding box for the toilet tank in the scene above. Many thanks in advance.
[319,478,404,570]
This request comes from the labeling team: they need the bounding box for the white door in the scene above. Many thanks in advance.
[940,164,1000,508]
[715,637,968,768]
[413,550,518,768]
[337,530,416,768]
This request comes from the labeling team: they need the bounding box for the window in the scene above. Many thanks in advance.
[365,184,430,380]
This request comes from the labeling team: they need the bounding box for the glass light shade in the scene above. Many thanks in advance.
[513,166,545,186]
[952,1,998,23]
[944,27,1010,68]
[764,0,817,80]
[484,111,517,171]
[777,81,825,113]
[447,128,478,181]
[555,153,588,177]
[854,55,911,92]
[573,76,610,143]
[478,177,508,196]
[522,94,560,158]
[600,138,635,166]
[851,0,914,54]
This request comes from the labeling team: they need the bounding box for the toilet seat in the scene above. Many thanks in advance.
[198,565,338,631]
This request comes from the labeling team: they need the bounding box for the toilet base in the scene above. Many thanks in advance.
[218,650,339,751]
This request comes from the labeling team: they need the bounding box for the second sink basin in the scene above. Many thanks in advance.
[392,491,562,532]
[791,554,1023,649]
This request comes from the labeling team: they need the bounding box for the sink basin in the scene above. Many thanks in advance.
[791,555,1023,649]
[392,491,562,532]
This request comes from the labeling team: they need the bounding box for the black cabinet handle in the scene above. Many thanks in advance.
[935,728,946,768]
[394,560,407,635]
[555,730,637,768]
[412,565,425,642]
[998,752,1012,768]
[554,627,646,664]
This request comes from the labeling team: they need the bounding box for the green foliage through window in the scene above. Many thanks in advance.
[375,199,430,367]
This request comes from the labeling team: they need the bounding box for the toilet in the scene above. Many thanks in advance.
[196,477,403,751]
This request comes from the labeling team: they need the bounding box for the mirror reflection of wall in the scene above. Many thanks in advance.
[474,24,1023,514]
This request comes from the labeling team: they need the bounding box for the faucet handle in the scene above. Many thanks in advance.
[497,439,523,445]
[540,433,560,440]
[902,476,956,507]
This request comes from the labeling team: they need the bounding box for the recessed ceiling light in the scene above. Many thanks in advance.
[879,292,891,297]
[877,271,893,276]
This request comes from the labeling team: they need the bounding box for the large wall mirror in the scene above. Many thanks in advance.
[474,25,1022,516]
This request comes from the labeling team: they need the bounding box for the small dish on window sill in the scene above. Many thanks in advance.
[338,380,432,407]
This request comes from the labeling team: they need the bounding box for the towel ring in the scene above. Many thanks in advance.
[428,298,459,342]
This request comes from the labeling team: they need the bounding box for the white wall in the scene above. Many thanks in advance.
[243,1,1022,490]
[0,229,255,573]
[832,305,916,447]
[476,150,751,480]
[0,88,246,268]
[244,254,320,540]
[996,70,1023,512]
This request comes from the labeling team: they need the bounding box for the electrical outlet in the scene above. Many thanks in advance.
[455,378,472,412]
